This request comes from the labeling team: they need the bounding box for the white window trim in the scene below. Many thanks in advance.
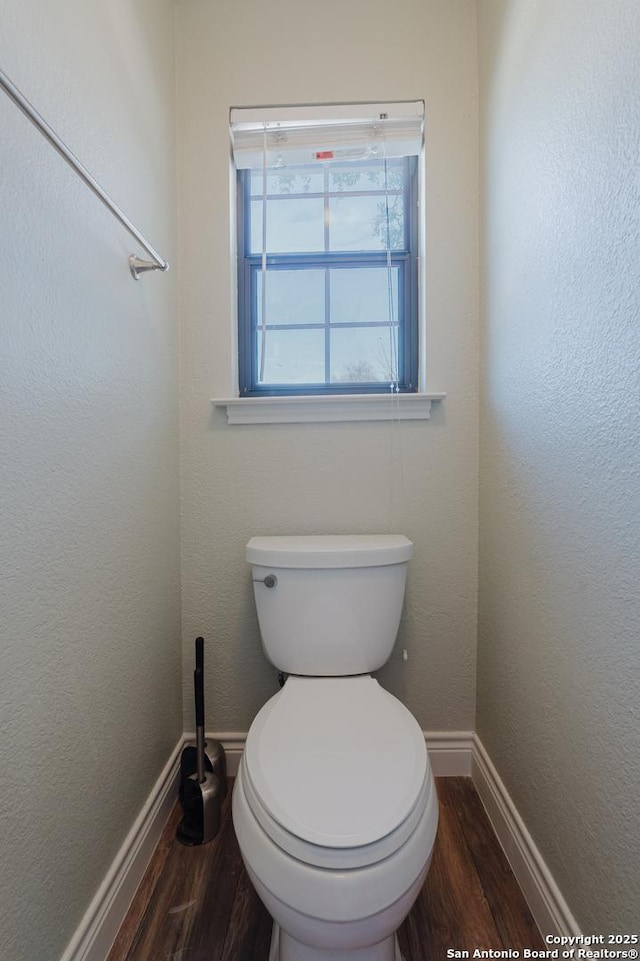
[212,392,445,425]
[221,101,441,422]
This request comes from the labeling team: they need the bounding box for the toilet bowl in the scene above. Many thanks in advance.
[233,535,439,961]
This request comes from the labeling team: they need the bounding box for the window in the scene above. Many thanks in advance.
[231,102,423,398]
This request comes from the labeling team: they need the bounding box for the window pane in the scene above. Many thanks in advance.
[250,197,325,253]
[329,267,399,325]
[330,326,399,384]
[328,194,405,251]
[328,159,404,193]
[250,166,325,197]
[257,328,326,385]
[238,154,418,395]
[257,269,325,326]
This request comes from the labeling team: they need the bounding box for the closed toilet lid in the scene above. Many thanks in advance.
[243,675,427,849]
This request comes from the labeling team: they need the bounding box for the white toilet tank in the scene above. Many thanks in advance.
[246,535,413,676]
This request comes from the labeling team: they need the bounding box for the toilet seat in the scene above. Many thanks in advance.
[242,755,432,869]
[243,675,429,869]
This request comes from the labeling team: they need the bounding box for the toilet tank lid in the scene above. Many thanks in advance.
[246,534,413,569]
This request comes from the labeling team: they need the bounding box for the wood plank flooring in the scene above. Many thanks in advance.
[107,778,543,961]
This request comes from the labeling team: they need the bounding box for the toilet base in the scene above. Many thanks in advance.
[268,923,405,961]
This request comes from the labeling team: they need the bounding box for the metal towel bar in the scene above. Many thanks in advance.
[0,66,169,280]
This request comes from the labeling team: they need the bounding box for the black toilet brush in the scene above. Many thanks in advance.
[176,636,227,845]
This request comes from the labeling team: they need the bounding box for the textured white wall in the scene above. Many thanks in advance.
[0,2,181,959]
[176,0,479,734]
[477,0,640,931]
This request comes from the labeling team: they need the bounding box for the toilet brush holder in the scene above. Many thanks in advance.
[179,736,227,798]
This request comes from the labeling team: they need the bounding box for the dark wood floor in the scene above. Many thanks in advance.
[107,777,543,961]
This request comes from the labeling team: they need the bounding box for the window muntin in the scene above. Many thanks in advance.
[237,155,418,397]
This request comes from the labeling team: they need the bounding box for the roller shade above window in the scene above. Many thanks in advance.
[230,101,424,169]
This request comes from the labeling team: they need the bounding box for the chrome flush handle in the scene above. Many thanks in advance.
[253,574,278,588]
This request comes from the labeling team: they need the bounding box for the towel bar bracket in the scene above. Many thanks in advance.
[129,255,169,281]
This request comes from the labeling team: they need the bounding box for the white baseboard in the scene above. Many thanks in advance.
[472,734,581,938]
[426,731,473,776]
[59,737,183,961]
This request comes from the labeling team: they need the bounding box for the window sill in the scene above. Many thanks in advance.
[212,392,445,425]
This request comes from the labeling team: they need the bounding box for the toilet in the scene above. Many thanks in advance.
[232,535,439,961]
